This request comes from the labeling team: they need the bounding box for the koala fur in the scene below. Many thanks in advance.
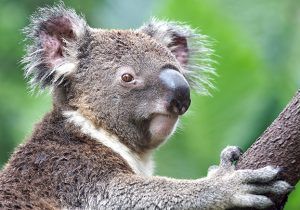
[0,4,292,210]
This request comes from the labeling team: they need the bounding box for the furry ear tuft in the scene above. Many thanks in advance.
[22,3,87,91]
[139,18,215,95]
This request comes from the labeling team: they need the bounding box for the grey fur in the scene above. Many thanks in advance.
[0,4,292,210]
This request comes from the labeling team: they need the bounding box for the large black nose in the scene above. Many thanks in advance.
[159,69,191,115]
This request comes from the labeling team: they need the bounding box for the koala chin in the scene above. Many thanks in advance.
[149,114,178,143]
[0,4,292,210]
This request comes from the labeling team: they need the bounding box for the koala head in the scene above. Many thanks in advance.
[23,5,214,153]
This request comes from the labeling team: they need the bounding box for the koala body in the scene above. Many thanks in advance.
[0,5,291,210]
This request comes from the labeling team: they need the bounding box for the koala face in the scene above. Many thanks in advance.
[70,30,191,149]
[23,5,214,152]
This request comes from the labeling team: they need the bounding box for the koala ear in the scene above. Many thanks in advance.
[139,19,215,95]
[22,4,87,90]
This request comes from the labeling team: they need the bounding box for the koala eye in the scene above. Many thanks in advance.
[121,73,134,82]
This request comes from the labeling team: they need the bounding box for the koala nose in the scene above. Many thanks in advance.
[159,69,191,115]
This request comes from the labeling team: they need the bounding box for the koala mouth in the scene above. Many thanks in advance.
[148,113,179,144]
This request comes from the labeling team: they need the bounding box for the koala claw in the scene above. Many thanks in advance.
[232,194,274,209]
[246,180,293,195]
[220,146,243,168]
[239,165,280,182]
[271,180,294,194]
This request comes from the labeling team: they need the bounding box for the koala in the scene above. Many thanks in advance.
[0,4,292,210]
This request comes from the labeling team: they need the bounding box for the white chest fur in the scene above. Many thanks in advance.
[63,110,154,176]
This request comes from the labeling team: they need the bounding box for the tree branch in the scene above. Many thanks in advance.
[235,90,300,210]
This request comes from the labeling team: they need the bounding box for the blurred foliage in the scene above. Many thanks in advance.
[0,0,299,209]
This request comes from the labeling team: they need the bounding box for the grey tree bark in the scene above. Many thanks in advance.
[234,90,300,210]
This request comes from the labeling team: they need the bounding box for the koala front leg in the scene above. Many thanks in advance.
[103,174,228,209]
[100,146,291,210]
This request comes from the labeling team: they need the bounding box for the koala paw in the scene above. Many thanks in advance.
[208,146,293,209]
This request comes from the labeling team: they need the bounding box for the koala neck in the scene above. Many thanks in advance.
[63,110,154,176]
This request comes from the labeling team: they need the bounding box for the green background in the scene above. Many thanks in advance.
[0,0,299,208]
